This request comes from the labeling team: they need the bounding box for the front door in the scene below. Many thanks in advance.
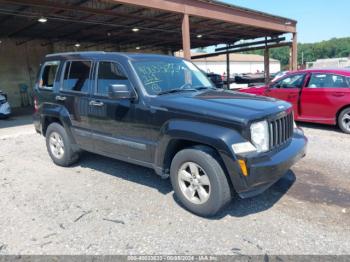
[88,61,152,163]
[264,73,306,118]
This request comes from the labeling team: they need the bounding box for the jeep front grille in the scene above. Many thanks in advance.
[269,112,294,149]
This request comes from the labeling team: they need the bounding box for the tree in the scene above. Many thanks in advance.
[244,37,350,68]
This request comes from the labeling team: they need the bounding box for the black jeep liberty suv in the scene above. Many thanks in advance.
[33,52,307,217]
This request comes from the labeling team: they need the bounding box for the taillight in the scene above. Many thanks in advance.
[34,97,39,112]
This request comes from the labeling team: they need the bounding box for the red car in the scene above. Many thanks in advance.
[239,69,350,133]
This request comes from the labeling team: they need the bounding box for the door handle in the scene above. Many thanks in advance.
[288,94,298,99]
[332,92,345,97]
[89,100,104,107]
[55,95,66,101]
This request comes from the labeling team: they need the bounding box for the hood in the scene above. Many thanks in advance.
[238,85,267,95]
[151,89,291,126]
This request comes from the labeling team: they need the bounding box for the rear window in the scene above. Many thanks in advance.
[308,73,350,88]
[62,61,92,93]
[39,61,60,89]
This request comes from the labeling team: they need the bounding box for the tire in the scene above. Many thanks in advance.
[170,146,232,217]
[45,122,80,167]
[338,107,350,134]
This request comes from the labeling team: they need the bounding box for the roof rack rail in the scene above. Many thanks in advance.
[46,51,106,57]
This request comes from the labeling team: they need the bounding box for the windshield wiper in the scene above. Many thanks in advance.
[157,88,197,95]
[193,86,214,90]
[157,86,213,95]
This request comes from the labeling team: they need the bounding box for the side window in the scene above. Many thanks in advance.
[62,61,92,92]
[272,74,305,89]
[308,73,350,88]
[39,61,60,89]
[96,61,130,95]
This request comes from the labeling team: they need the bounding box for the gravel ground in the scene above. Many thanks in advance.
[0,117,349,255]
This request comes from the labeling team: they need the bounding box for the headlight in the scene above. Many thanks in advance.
[250,120,269,152]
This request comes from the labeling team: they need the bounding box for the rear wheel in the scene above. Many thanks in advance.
[170,147,231,217]
[338,107,350,134]
[46,123,80,166]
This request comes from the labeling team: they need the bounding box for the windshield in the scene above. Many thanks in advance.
[132,59,214,95]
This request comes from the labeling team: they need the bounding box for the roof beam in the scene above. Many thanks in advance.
[0,0,179,24]
[191,42,292,59]
[215,36,286,51]
[107,0,296,33]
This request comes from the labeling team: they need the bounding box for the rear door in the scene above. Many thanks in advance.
[264,73,306,118]
[56,60,93,149]
[300,73,350,124]
[37,60,61,105]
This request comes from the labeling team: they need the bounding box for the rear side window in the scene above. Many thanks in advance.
[308,73,350,88]
[62,61,92,93]
[39,61,60,89]
[96,61,130,95]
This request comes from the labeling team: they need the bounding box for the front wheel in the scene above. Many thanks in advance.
[170,147,232,217]
[338,107,350,134]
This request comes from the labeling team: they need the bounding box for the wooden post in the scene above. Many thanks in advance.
[182,13,191,60]
[226,45,230,89]
[292,32,298,71]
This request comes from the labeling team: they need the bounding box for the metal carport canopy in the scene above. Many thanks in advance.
[110,0,296,33]
[0,0,297,68]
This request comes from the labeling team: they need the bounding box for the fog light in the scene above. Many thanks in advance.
[232,142,256,154]
[238,160,248,177]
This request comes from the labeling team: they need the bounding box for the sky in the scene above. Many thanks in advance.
[221,0,350,43]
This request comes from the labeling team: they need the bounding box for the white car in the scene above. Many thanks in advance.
[0,91,11,118]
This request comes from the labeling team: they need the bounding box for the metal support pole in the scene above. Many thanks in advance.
[182,13,191,60]
[292,32,298,70]
[289,47,292,71]
[226,46,230,89]
[264,38,270,85]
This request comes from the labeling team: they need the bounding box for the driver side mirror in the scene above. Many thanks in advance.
[108,84,135,100]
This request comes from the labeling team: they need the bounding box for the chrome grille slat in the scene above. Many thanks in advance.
[278,119,282,145]
[269,123,273,149]
[269,112,294,150]
[274,121,278,145]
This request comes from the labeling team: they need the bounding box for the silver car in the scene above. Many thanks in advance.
[0,91,11,118]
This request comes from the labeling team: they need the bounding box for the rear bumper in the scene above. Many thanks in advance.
[33,112,42,134]
[223,129,307,198]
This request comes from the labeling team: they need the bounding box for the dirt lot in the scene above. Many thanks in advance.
[0,116,349,255]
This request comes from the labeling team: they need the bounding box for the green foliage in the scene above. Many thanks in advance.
[244,37,350,69]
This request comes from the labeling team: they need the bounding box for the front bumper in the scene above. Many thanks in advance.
[223,128,307,198]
